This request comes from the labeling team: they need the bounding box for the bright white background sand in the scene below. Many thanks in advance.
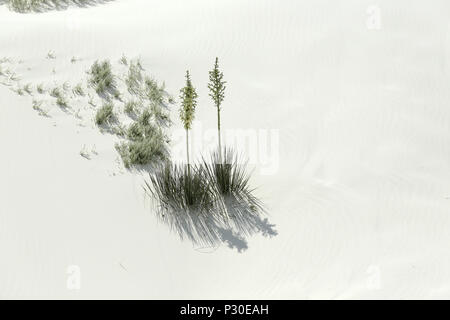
[1,0,450,299]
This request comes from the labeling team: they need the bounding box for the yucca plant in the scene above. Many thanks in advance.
[203,148,264,224]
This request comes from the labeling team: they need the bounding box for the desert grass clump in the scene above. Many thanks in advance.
[56,95,68,108]
[115,134,167,169]
[111,123,126,137]
[125,60,144,95]
[150,101,170,126]
[95,102,114,126]
[5,70,20,82]
[145,77,164,105]
[88,60,117,97]
[128,135,166,165]
[129,109,163,140]
[116,108,168,168]
[23,83,32,94]
[72,83,85,96]
[124,100,140,115]
[46,50,56,59]
[32,99,49,117]
[50,86,68,108]
[50,86,61,98]
[15,86,24,96]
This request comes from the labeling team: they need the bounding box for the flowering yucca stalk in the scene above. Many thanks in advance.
[208,57,226,161]
[179,70,198,169]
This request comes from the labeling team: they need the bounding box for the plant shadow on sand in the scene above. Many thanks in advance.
[0,0,116,13]
[152,196,277,253]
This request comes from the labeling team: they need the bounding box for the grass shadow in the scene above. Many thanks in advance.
[152,197,277,253]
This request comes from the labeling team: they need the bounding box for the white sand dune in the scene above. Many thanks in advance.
[1,0,450,299]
